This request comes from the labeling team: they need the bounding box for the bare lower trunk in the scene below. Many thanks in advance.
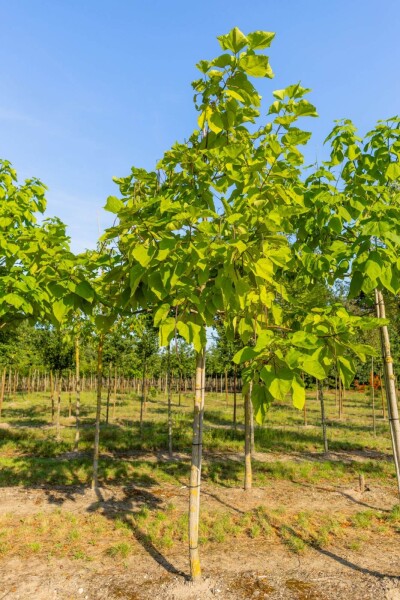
[68,370,72,419]
[250,395,255,456]
[56,373,61,442]
[0,367,6,419]
[106,363,112,425]
[167,346,173,458]
[318,379,328,455]
[74,337,81,452]
[139,363,146,436]
[50,371,55,423]
[112,366,117,421]
[371,357,376,436]
[380,368,386,419]
[375,289,400,496]
[233,366,237,430]
[92,335,104,491]
[244,385,252,491]
[189,348,205,582]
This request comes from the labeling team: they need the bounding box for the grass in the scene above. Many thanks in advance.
[0,387,395,486]
[0,385,398,564]
[0,502,398,562]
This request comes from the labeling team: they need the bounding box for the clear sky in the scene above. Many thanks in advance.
[1,0,399,251]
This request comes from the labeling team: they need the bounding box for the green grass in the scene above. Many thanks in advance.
[0,387,396,491]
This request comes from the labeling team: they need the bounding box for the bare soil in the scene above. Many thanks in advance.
[0,476,399,600]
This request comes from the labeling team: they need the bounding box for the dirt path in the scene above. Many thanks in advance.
[0,480,399,599]
[1,538,400,600]
[0,474,396,518]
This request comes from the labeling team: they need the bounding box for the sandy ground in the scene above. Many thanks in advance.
[0,473,399,600]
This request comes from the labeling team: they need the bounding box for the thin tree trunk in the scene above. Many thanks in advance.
[92,334,104,491]
[244,384,252,491]
[338,375,343,420]
[112,366,117,421]
[56,373,62,442]
[318,379,328,455]
[301,372,307,426]
[233,365,237,430]
[106,362,112,425]
[224,369,229,406]
[139,362,146,436]
[68,370,72,419]
[50,371,55,423]
[250,394,255,456]
[371,357,376,436]
[74,336,81,452]
[167,346,173,458]
[380,368,386,419]
[189,348,205,582]
[375,288,400,496]
[0,367,6,419]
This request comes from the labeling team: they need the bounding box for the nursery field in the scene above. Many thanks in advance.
[0,387,399,599]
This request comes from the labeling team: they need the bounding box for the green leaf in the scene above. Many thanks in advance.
[129,264,145,294]
[75,281,95,302]
[154,303,170,327]
[104,196,124,214]
[379,266,400,294]
[217,27,248,52]
[159,317,176,347]
[364,252,382,280]
[53,299,68,323]
[291,376,305,410]
[337,355,355,388]
[247,31,275,50]
[239,54,273,78]
[232,346,257,364]
[95,314,116,333]
[254,258,273,280]
[209,110,224,133]
[291,331,321,350]
[3,293,25,309]
[348,271,364,298]
[260,365,293,401]
[301,354,326,380]
[131,245,153,268]
[294,100,318,117]
[386,162,400,181]
[251,383,272,424]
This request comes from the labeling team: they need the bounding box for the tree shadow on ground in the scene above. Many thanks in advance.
[86,484,189,580]
[265,515,400,580]
[291,479,393,512]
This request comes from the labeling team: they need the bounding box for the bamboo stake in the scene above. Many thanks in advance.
[375,289,400,496]
[189,348,205,582]
[92,334,104,491]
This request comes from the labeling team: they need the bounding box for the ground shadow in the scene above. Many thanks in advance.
[86,485,189,580]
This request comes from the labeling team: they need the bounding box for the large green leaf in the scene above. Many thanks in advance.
[239,54,273,78]
[386,162,400,181]
[337,355,355,388]
[159,317,176,347]
[75,281,95,302]
[131,245,153,268]
[260,365,293,401]
[291,376,305,410]
[104,196,124,214]
[251,383,272,424]
[154,303,170,327]
[53,299,68,323]
[247,31,275,50]
[232,346,257,364]
[217,27,248,52]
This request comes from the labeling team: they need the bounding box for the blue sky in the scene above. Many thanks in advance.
[1,0,399,251]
